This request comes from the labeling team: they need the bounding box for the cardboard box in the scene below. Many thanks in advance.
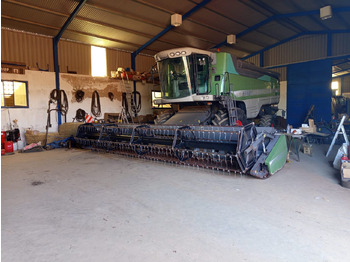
[342,162,350,179]
[303,143,312,155]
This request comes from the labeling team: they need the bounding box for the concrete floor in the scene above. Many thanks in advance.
[2,145,350,262]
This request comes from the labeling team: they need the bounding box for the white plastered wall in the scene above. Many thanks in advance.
[1,70,154,142]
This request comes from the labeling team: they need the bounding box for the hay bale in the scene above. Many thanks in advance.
[58,122,83,137]
[25,132,61,145]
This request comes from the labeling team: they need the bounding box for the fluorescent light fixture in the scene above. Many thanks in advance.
[320,5,332,20]
[171,14,182,27]
[227,34,236,44]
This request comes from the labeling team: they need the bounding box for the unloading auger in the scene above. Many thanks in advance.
[75,122,287,179]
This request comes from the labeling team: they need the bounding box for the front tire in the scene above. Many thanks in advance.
[212,109,229,126]
[212,108,248,126]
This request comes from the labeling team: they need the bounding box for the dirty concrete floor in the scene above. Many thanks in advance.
[2,145,350,262]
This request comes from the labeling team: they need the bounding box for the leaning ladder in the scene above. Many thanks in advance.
[326,115,349,157]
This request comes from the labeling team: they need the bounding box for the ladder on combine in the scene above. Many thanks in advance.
[221,96,239,126]
[220,72,239,126]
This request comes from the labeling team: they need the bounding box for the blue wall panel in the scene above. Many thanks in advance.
[287,60,332,126]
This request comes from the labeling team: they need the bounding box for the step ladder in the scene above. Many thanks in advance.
[118,106,129,124]
[326,115,349,157]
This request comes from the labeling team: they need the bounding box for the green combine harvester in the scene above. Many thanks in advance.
[75,47,288,178]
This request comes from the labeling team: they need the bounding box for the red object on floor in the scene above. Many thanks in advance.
[1,131,6,143]
[1,149,5,155]
[4,141,13,153]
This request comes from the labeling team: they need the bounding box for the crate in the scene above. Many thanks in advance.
[303,143,312,155]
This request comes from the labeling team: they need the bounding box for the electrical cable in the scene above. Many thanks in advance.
[91,90,101,117]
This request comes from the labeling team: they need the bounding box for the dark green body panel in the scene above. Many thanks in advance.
[265,135,288,174]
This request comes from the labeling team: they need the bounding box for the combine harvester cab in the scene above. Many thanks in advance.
[75,47,288,178]
[153,47,280,125]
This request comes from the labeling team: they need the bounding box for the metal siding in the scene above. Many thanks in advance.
[135,55,155,73]
[245,55,260,67]
[106,49,155,76]
[332,33,350,56]
[341,75,350,94]
[1,28,54,70]
[106,49,131,76]
[57,40,91,75]
[264,34,327,66]
[272,67,287,82]
[2,28,155,76]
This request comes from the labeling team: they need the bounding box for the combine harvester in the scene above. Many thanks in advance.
[75,48,288,178]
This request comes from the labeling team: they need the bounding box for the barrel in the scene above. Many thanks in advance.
[4,141,13,153]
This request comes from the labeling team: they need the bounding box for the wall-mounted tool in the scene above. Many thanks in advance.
[91,90,101,117]
[44,89,68,147]
[75,90,85,102]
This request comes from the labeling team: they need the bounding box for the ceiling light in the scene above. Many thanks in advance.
[227,34,236,44]
[171,14,182,27]
[320,5,332,20]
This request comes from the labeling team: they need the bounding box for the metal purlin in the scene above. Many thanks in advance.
[242,29,350,62]
[130,0,212,116]
[212,6,350,50]
[53,0,87,125]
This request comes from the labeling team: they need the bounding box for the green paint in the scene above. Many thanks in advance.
[265,135,288,174]
[209,52,280,99]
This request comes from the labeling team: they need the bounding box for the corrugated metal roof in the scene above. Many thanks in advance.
[1,0,350,58]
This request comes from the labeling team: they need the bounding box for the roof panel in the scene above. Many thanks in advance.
[2,2,66,32]
[66,19,151,44]
[7,0,78,14]
[204,0,268,26]
[87,0,170,27]
[1,17,58,37]
[1,0,350,58]
[138,0,195,14]
[78,5,163,36]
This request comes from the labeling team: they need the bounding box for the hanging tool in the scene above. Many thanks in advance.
[91,90,101,117]
[303,105,315,123]
[44,89,68,147]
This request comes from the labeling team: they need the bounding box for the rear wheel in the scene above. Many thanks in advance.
[260,114,273,127]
